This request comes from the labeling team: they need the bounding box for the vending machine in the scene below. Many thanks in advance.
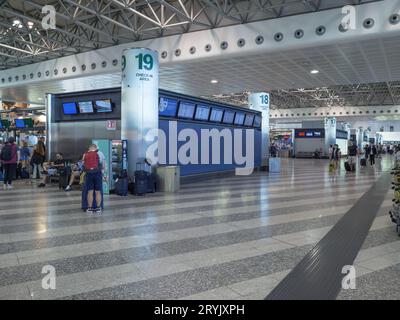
[92,139,128,195]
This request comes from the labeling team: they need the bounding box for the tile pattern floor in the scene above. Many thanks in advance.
[0,158,395,300]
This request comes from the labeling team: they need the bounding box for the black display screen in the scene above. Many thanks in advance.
[209,108,223,122]
[253,116,261,128]
[234,113,245,126]
[178,102,196,119]
[223,111,235,124]
[195,105,210,121]
[244,114,255,126]
[159,97,178,117]
[78,101,94,113]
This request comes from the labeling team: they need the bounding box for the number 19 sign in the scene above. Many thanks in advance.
[121,47,159,174]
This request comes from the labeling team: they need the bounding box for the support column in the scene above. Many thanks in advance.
[324,117,336,157]
[249,93,270,170]
[121,48,159,176]
[358,127,364,149]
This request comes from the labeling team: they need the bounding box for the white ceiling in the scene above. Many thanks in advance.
[2,34,400,104]
[0,0,399,109]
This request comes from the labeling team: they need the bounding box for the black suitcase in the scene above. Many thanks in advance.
[115,170,129,196]
[344,161,355,172]
[134,170,148,195]
[134,163,156,195]
[360,158,367,167]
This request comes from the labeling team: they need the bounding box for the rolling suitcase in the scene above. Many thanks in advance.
[134,163,156,195]
[360,158,367,167]
[134,165,148,195]
[20,167,29,179]
[115,170,129,196]
[344,161,355,172]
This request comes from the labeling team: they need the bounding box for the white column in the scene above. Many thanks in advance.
[249,93,269,170]
[121,48,159,176]
[324,117,337,157]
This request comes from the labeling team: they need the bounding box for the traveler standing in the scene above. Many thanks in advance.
[31,143,45,181]
[0,137,20,190]
[82,144,105,214]
[364,144,370,160]
[38,137,46,162]
[369,143,377,165]
[328,145,333,160]
[19,141,31,170]
[331,144,341,170]
[270,143,278,158]
[347,141,358,171]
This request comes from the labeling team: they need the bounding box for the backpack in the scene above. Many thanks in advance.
[84,151,100,173]
[1,144,13,161]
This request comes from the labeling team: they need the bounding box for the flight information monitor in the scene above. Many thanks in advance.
[253,116,261,128]
[15,119,25,128]
[62,102,78,115]
[194,105,210,121]
[78,101,94,113]
[178,102,196,119]
[23,118,34,128]
[209,108,223,122]
[95,99,113,113]
[234,113,245,126]
[0,120,10,128]
[223,111,235,124]
[244,114,255,126]
[159,97,178,117]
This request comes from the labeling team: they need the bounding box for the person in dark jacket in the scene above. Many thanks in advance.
[0,137,20,190]
[369,143,378,166]
[270,143,278,158]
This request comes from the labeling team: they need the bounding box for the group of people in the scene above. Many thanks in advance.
[328,141,395,172]
[0,136,46,189]
[0,139,105,213]
[363,144,378,166]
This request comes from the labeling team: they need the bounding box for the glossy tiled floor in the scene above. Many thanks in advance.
[0,157,395,300]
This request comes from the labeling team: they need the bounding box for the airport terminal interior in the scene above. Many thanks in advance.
[0,0,400,301]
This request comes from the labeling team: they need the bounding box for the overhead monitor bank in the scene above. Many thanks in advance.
[48,88,262,177]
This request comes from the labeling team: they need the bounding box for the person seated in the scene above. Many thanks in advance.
[65,155,84,191]
[38,153,65,187]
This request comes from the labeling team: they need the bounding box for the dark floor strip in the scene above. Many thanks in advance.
[265,172,391,300]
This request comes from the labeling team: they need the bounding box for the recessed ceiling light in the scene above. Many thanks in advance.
[310,69,319,74]
[210,79,218,84]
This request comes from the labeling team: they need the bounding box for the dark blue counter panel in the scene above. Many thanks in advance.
[159,120,262,176]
